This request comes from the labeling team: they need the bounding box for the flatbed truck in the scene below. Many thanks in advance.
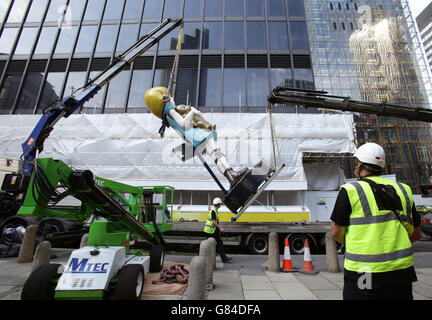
[165,220,331,255]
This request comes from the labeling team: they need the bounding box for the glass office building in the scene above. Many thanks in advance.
[1,0,431,191]
[304,0,432,191]
[0,0,313,116]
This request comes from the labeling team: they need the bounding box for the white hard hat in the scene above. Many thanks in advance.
[213,197,223,205]
[354,143,386,168]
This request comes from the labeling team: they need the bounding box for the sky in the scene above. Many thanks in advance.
[408,0,431,18]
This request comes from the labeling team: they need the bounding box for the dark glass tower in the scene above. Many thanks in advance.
[0,0,314,116]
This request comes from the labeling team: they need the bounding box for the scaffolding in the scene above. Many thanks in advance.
[347,6,432,191]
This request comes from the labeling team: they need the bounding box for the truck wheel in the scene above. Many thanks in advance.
[289,234,315,255]
[21,264,62,300]
[39,219,66,247]
[149,244,164,272]
[247,233,268,255]
[115,264,144,300]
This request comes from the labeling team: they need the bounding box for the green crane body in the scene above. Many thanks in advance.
[18,158,173,255]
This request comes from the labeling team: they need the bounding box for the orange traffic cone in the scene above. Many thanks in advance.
[299,239,319,275]
[281,238,296,272]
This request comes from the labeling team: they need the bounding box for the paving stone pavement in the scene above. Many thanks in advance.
[0,251,431,300]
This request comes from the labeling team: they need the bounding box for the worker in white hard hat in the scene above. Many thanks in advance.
[330,142,421,300]
[203,197,232,263]
[144,87,248,187]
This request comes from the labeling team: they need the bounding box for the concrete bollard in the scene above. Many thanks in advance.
[325,232,340,273]
[80,233,89,248]
[267,232,280,272]
[206,237,217,270]
[31,241,52,273]
[17,224,37,263]
[199,239,214,290]
[186,256,206,300]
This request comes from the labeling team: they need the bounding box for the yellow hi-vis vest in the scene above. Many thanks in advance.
[204,209,218,234]
[341,176,414,273]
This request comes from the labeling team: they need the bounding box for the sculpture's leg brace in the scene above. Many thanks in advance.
[205,137,230,175]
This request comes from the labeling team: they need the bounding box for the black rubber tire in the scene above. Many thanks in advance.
[247,233,269,255]
[115,264,144,300]
[149,244,164,272]
[21,263,61,300]
[39,219,66,247]
[289,234,315,255]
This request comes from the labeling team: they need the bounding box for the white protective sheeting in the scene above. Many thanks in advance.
[0,113,356,190]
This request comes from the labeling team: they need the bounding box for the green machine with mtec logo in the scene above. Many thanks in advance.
[20,158,174,300]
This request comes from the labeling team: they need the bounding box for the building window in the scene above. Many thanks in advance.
[128,69,153,113]
[14,73,43,114]
[143,0,163,19]
[202,22,222,49]
[247,21,266,49]
[95,24,119,53]
[26,0,49,23]
[182,22,201,50]
[104,70,130,113]
[224,21,244,49]
[38,72,66,113]
[83,0,105,21]
[54,25,78,54]
[123,0,144,20]
[69,0,86,21]
[223,68,245,107]
[82,72,104,114]
[14,27,37,55]
[225,0,243,17]
[63,72,86,97]
[158,28,180,50]
[7,0,30,23]
[34,27,57,54]
[45,0,67,22]
[103,0,124,20]
[199,68,222,107]
[246,0,265,17]
[174,69,198,105]
[267,0,285,17]
[163,0,183,19]
[294,68,314,90]
[270,68,292,89]
[204,0,222,17]
[0,28,19,56]
[184,0,203,18]
[288,0,305,17]
[268,21,289,49]
[247,68,269,107]
[290,21,309,49]
[74,25,98,54]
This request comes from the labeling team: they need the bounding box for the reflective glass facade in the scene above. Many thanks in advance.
[305,0,432,191]
[417,2,432,75]
[0,0,313,116]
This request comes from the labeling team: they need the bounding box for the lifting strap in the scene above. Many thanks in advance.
[167,22,184,97]
[159,22,184,137]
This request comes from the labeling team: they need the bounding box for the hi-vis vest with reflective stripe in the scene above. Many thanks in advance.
[341,176,414,273]
[204,209,218,234]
